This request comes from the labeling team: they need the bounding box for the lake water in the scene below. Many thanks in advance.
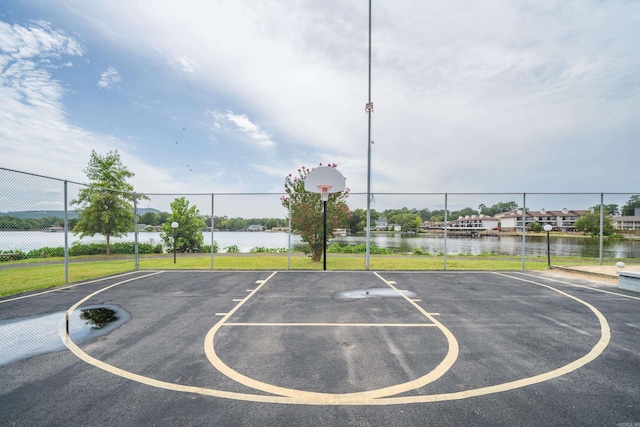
[1,231,639,258]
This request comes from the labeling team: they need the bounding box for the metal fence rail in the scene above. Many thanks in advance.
[1,167,638,294]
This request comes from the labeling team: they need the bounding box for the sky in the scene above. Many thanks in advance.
[1,1,639,216]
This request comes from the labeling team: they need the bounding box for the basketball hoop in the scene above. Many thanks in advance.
[302,166,346,270]
[317,185,333,201]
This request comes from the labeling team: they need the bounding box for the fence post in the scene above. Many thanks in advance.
[134,193,139,270]
[522,193,526,270]
[211,193,215,270]
[64,180,69,283]
[443,193,448,271]
[599,193,604,266]
[288,199,292,270]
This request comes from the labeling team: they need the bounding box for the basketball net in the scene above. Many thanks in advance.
[317,185,332,201]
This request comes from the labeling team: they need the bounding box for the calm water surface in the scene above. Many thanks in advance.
[1,231,639,258]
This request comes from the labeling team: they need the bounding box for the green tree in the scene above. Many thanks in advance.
[161,197,206,253]
[71,150,145,255]
[452,207,478,218]
[529,222,543,233]
[389,213,422,230]
[589,204,619,216]
[225,217,248,231]
[574,211,614,237]
[281,164,350,262]
[139,211,159,225]
[622,195,640,216]
[346,208,379,234]
[419,208,431,221]
[347,208,366,234]
[481,201,518,216]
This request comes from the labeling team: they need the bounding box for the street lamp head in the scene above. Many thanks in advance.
[543,224,553,232]
[171,222,179,229]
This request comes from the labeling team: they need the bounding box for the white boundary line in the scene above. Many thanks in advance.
[0,271,150,304]
[60,270,611,406]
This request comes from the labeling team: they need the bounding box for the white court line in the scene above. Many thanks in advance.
[202,271,459,403]
[516,272,640,302]
[61,270,611,405]
[0,271,149,304]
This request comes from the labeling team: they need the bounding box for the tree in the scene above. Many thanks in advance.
[161,197,205,253]
[622,195,640,216]
[480,201,518,216]
[346,208,366,234]
[281,164,350,262]
[389,213,422,230]
[574,211,614,237]
[453,207,478,218]
[529,222,543,233]
[345,208,379,234]
[419,208,431,221]
[71,150,145,255]
[139,211,161,226]
[589,204,619,216]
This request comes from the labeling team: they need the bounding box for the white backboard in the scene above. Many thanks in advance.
[304,166,346,195]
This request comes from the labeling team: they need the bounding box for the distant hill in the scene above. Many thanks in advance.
[0,208,162,220]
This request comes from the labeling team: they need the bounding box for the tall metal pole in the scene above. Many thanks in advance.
[599,193,604,266]
[365,0,373,270]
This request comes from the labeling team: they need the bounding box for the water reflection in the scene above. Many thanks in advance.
[332,288,418,302]
[2,230,639,258]
[79,307,119,330]
[0,305,130,367]
[334,234,640,258]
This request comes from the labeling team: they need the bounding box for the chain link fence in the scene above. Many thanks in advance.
[1,167,639,297]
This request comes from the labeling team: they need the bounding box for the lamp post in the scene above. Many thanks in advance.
[544,224,552,268]
[171,221,179,264]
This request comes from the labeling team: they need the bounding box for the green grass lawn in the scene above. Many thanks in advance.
[0,253,633,298]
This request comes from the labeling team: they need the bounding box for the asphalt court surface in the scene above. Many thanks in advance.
[2,270,640,426]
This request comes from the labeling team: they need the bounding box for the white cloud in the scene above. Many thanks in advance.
[97,66,121,90]
[208,109,276,148]
[170,55,200,72]
[0,20,83,60]
[0,21,185,199]
[2,1,639,214]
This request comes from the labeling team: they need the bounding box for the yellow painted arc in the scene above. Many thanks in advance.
[203,271,459,401]
[61,271,611,406]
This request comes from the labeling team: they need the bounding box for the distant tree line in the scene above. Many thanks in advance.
[6,196,640,235]
[0,216,78,231]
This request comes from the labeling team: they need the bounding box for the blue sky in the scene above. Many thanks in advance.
[1,1,639,216]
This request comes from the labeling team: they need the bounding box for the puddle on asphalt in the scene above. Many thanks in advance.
[331,287,418,302]
[0,305,130,367]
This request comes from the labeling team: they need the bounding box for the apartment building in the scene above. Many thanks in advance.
[497,208,587,232]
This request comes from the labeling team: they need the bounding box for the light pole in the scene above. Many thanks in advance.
[171,221,179,264]
[544,224,552,268]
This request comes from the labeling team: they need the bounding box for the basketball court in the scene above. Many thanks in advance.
[2,269,640,425]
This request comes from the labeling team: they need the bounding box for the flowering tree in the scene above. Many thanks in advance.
[281,164,350,262]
